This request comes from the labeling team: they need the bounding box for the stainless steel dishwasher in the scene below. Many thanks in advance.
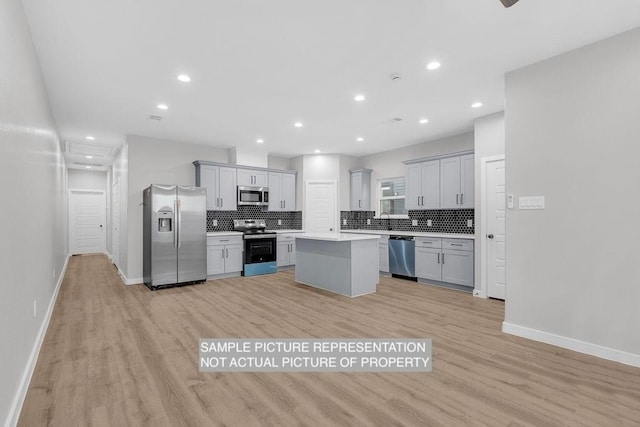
[388,236,416,279]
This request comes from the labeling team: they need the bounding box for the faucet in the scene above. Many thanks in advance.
[380,212,392,230]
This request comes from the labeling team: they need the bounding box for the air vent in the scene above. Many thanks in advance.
[149,115,163,121]
[392,117,403,122]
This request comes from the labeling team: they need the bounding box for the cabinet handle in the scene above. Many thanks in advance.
[442,253,445,264]
[450,243,463,246]
[216,197,220,207]
[221,248,224,258]
[284,200,286,209]
[220,198,223,207]
[456,194,459,205]
[359,200,361,208]
[226,248,228,258]
[437,253,440,264]
[421,196,424,206]
[461,194,464,205]
[417,196,420,206]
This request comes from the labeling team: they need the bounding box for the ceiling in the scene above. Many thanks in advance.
[21,0,640,170]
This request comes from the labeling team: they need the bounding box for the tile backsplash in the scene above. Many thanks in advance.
[340,209,474,234]
[207,205,302,232]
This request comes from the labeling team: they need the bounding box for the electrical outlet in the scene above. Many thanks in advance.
[33,300,37,318]
[277,219,282,225]
[366,219,371,225]
[213,219,218,227]
[467,219,473,227]
[412,219,418,226]
[343,219,347,225]
[427,219,432,227]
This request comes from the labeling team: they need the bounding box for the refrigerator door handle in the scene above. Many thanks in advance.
[177,198,182,248]
[174,200,179,248]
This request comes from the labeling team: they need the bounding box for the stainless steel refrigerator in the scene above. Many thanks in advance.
[143,184,207,289]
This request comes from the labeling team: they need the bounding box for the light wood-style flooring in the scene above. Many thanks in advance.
[19,254,640,426]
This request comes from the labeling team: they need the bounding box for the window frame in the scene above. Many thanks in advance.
[376,176,409,219]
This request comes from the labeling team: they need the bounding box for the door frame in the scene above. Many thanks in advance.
[304,180,338,233]
[111,178,120,267]
[479,154,506,299]
[68,188,107,255]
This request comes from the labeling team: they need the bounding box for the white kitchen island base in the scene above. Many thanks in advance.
[295,233,380,297]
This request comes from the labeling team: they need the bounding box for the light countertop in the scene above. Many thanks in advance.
[296,233,381,242]
[343,229,475,240]
[267,229,305,234]
[206,231,243,237]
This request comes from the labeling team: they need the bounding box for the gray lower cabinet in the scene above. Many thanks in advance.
[379,236,389,273]
[277,233,302,267]
[207,235,243,276]
[415,237,474,288]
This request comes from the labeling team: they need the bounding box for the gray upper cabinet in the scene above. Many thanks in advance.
[350,169,372,211]
[237,167,268,187]
[405,160,440,210]
[440,154,474,209]
[195,163,237,211]
[269,171,296,211]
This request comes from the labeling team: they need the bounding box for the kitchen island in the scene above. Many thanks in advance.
[295,233,380,297]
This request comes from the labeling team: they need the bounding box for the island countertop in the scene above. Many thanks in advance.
[296,233,381,242]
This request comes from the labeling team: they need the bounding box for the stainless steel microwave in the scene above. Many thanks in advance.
[237,186,269,206]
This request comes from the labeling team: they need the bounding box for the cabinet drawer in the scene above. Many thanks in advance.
[207,235,242,246]
[277,233,303,242]
[442,239,473,251]
[415,237,442,249]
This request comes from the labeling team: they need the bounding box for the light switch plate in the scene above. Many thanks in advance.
[412,219,418,226]
[343,219,347,225]
[277,219,282,225]
[213,219,218,226]
[427,219,432,227]
[367,219,371,225]
[507,194,514,209]
[519,196,545,210]
[467,219,473,227]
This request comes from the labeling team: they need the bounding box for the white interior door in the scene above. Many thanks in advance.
[485,159,506,299]
[305,181,337,233]
[69,190,106,255]
[111,180,120,267]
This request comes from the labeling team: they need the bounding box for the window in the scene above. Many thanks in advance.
[378,177,407,216]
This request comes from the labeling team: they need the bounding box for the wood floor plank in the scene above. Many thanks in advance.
[17,254,640,426]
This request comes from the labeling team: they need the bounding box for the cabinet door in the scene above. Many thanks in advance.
[218,167,237,210]
[207,245,225,275]
[277,241,290,266]
[268,172,283,211]
[224,244,244,273]
[200,165,219,210]
[253,170,269,187]
[350,171,363,210]
[421,160,440,209]
[282,173,296,211]
[415,247,442,281]
[405,163,422,210]
[441,249,474,287]
[379,243,389,273]
[236,168,254,186]
[440,156,461,209]
[460,154,474,208]
[289,242,296,265]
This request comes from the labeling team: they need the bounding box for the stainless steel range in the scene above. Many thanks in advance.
[233,219,277,276]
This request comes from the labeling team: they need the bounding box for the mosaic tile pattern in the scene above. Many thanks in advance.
[207,205,302,231]
[340,209,474,234]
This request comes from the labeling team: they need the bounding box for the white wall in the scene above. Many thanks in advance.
[339,155,361,211]
[359,133,474,214]
[504,27,640,365]
[473,112,505,293]
[267,155,291,171]
[111,144,128,274]
[290,155,304,211]
[125,135,229,282]
[0,0,68,424]
[68,169,108,190]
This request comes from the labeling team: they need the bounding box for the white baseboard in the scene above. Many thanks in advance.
[502,321,640,368]
[5,254,70,427]
[473,288,487,298]
[118,268,142,285]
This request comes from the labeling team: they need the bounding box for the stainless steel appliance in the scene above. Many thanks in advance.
[233,219,277,276]
[237,186,269,206]
[143,184,207,289]
[389,236,416,279]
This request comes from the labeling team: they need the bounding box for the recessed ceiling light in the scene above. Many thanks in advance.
[256,139,264,144]
[426,61,441,71]
[157,104,168,110]
[419,118,429,124]
[471,102,483,108]
[86,136,95,141]
[85,155,93,159]
[294,122,304,128]
[85,166,92,169]
[354,94,366,102]
[314,149,321,154]
[177,74,191,82]
[356,137,364,142]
